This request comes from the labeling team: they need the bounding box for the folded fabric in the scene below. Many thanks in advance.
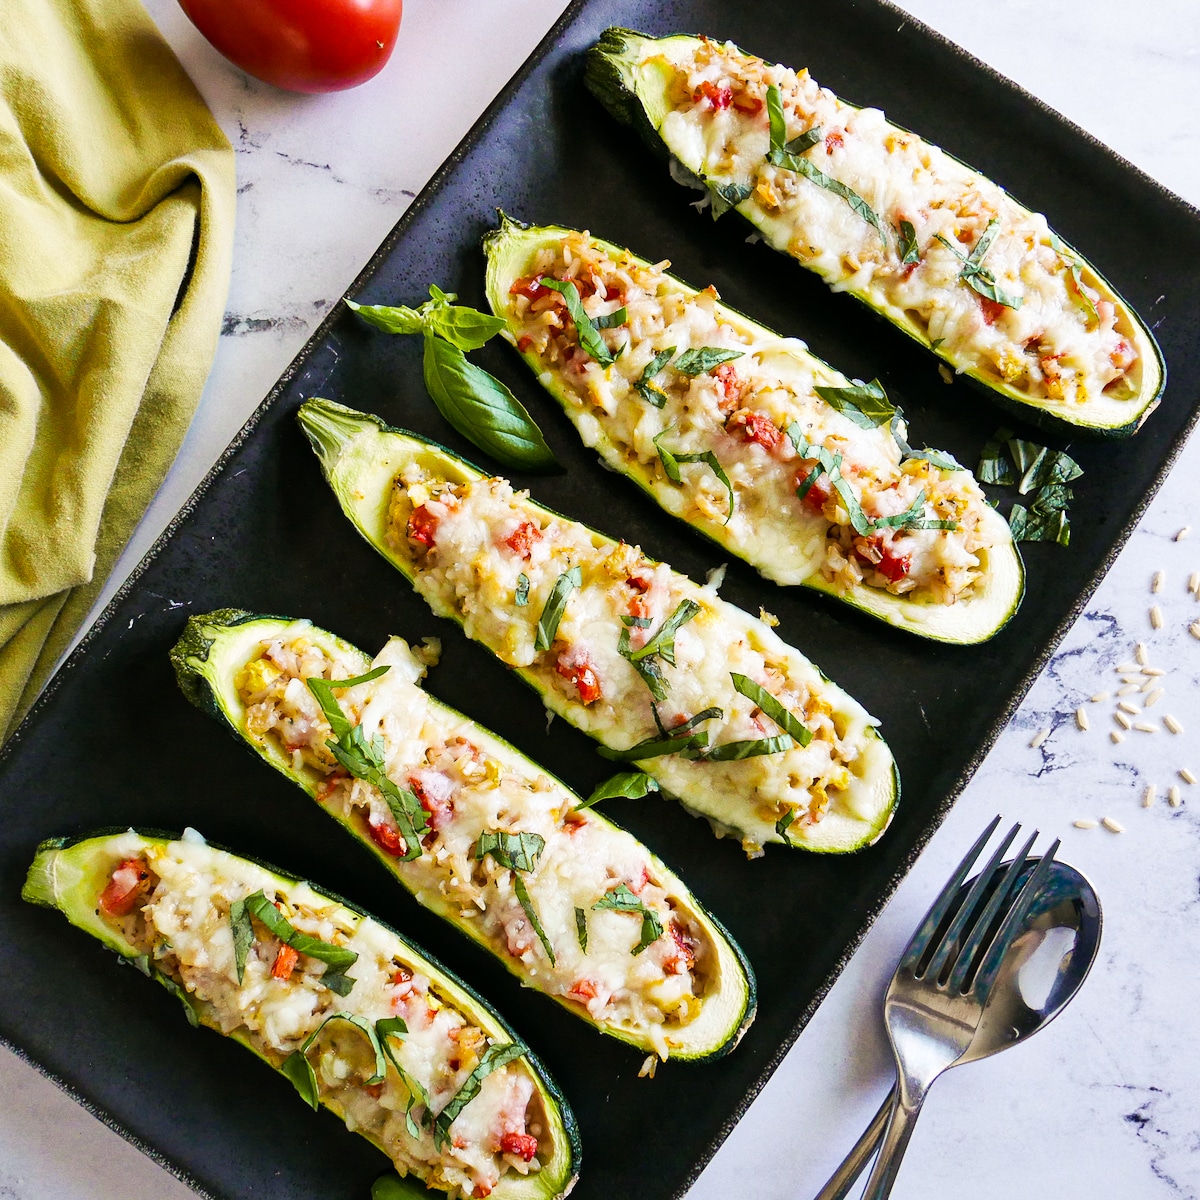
[0,0,235,741]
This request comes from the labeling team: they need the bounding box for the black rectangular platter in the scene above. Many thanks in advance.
[3,1,1199,1198]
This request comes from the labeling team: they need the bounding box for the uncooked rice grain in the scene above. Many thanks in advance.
[1117,684,1141,697]
[1152,571,1165,594]
[1180,768,1197,785]
[1073,819,1098,829]
[1136,642,1149,665]
[1114,711,1133,730]
[1102,817,1125,833]
[1164,714,1184,734]
[1134,722,1159,733]
[1110,731,1124,744]
[1076,708,1089,731]
[1150,605,1164,629]
[1029,728,1050,749]
[1177,527,1191,541]
[1118,701,1141,715]
[1169,786,1182,808]
[1090,692,1111,703]
[1145,689,1164,708]
[1143,784,1156,807]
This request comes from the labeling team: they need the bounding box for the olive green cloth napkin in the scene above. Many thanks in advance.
[0,0,235,741]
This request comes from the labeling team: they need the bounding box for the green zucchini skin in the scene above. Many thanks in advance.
[483,214,1025,645]
[171,608,757,1061]
[294,398,898,855]
[585,28,1166,439]
[23,829,581,1200]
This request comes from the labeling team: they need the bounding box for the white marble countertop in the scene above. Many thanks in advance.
[3,1,1199,1198]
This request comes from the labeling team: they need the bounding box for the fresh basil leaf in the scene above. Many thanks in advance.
[730,673,813,747]
[1033,482,1073,511]
[597,730,709,761]
[622,614,653,628]
[229,897,254,985]
[889,411,963,471]
[281,1050,320,1110]
[243,891,359,981]
[515,572,529,606]
[433,1041,527,1149]
[513,873,555,966]
[376,1019,431,1139]
[423,305,508,352]
[376,1016,408,1041]
[346,299,426,336]
[575,906,588,953]
[423,335,558,473]
[535,566,581,651]
[929,336,945,350]
[593,883,664,955]
[775,809,797,846]
[475,830,546,874]
[629,600,701,667]
[673,346,744,376]
[814,378,895,429]
[1008,439,1082,495]
[870,490,928,529]
[689,734,795,761]
[964,219,1002,274]
[653,431,735,523]
[321,970,355,998]
[935,225,1023,310]
[785,424,870,535]
[785,128,823,156]
[766,83,788,155]
[305,666,391,741]
[579,771,660,810]
[794,464,823,503]
[299,1012,388,1085]
[896,219,921,266]
[636,347,676,408]
[537,278,615,366]
[977,428,1017,486]
[1009,501,1070,546]
[710,181,752,220]
[618,621,668,701]
[154,969,200,1028]
[593,307,628,330]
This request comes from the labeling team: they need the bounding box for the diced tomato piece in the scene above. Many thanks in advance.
[503,520,542,559]
[795,465,832,515]
[979,296,1006,325]
[876,546,912,582]
[668,920,697,972]
[562,810,587,834]
[98,859,152,917]
[1110,339,1136,371]
[825,130,844,154]
[626,571,652,593]
[731,93,763,115]
[500,1132,540,1162]
[472,1182,492,1198]
[363,1082,384,1099]
[727,408,782,451]
[407,504,439,549]
[367,814,405,857]
[509,275,552,302]
[409,772,454,831]
[271,944,299,980]
[695,80,732,110]
[391,965,414,988]
[628,864,650,895]
[569,978,598,1002]
[315,771,348,802]
[516,334,534,353]
[628,592,651,620]
[713,361,743,408]
[556,653,602,705]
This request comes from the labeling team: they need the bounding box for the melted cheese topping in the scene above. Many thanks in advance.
[239,634,713,1056]
[101,834,539,1199]
[651,38,1140,409]
[503,230,993,602]
[387,470,886,854]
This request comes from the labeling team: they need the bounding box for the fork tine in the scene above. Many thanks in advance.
[921,821,1019,982]
[899,815,1001,971]
[946,827,1038,993]
[968,838,1062,996]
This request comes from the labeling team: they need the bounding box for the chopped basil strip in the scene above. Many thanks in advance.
[896,219,921,266]
[814,378,895,429]
[475,830,546,873]
[281,1049,320,1111]
[870,489,958,532]
[229,897,254,985]
[654,430,734,523]
[154,969,200,1028]
[302,1012,388,1085]
[513,873,555,966]
[433,1041,528,1149]
[786,424,870,535]
[579,771,661,810]
[376,1017,430,1138]
[575,906,588,953]
[629,600,701,667]
[977,428,1017,485]
[929,336,946,350]
[622,614,653,628]
[515,572,530,606]
[1009,500,1070,546]
[618,621,668,701]
[1035,482,1074,511]
[535,566,581,651]
[422,334,558,472]
[935,222,1023,310]
[537,277,615,366]
[636,347,676,408]
[593,883,664,955]
[1050,236,1101,330]
[710,180,752,220]
[593,306,628,330]
[598,730,709,762]
[730,673,813,747]
[673,346,744,376]
[688,734,795,761]
[765,86,887,243]
[775,809,797,846]
[1007,439,1083,496]
[890,411,963,471]
[307,672,429,863]
[243,891,358,987]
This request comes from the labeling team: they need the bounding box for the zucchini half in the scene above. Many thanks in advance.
[585,29,1166,438]
[171,608,756,1061]
[483,215,1024,644]
[23,829,580,1200]
[295,398,898,854]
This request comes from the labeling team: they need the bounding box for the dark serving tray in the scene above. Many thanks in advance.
[3,1,1198,1198]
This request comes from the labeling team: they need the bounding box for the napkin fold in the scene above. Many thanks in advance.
[0,0,235,741]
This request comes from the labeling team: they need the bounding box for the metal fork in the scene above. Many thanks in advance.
[857,816,1060,1200]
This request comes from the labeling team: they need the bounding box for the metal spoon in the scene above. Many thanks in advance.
[814,858,1102,1200]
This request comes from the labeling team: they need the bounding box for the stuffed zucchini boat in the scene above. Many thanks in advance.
[296,399,898,855]
[585,29,1165,437]
[171,610,755,1062]
[22,829,579,1200]
[484,216,1023,643]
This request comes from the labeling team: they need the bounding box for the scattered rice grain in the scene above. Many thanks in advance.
[1179,768,1197,785]
[1121,675,1143,685]
[1145,688,1164,708]
[1114,711,1133,730]
[1168,785,1182,808]
[1118,700,1141,715]
[1073,819,1098,829]
[1140,676,1160,693]
[1152,571,1165,594]
[1110,731,1124,744]
[1116,661,1140,673]
[1136,642,1149,665]
[1142,784,1156,808]
[1075,707,1089,731]
[1190,621,1200,640]
[1029,728,1050,750]
[638,1055,658,1079]
[1090,691,1111,703]
[1142,667,1165,676]
[1177,526,1192,541]
[1164,714,1185,734]
[1101,817,1125,833]
[1150,605,1164,629]
[1117,684,1141,697]
[1189,571,1200,595]
[1134,721,1159,733]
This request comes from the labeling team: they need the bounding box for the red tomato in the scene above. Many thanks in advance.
[99,859,151,917]
[177,0,403,94]
[500,1132,540,1162]
[271,944,299,979]
[407,504,439,549]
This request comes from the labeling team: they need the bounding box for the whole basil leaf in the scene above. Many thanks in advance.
[579,771,660,810]
[673,346,744,376]
[814,378,895,429]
